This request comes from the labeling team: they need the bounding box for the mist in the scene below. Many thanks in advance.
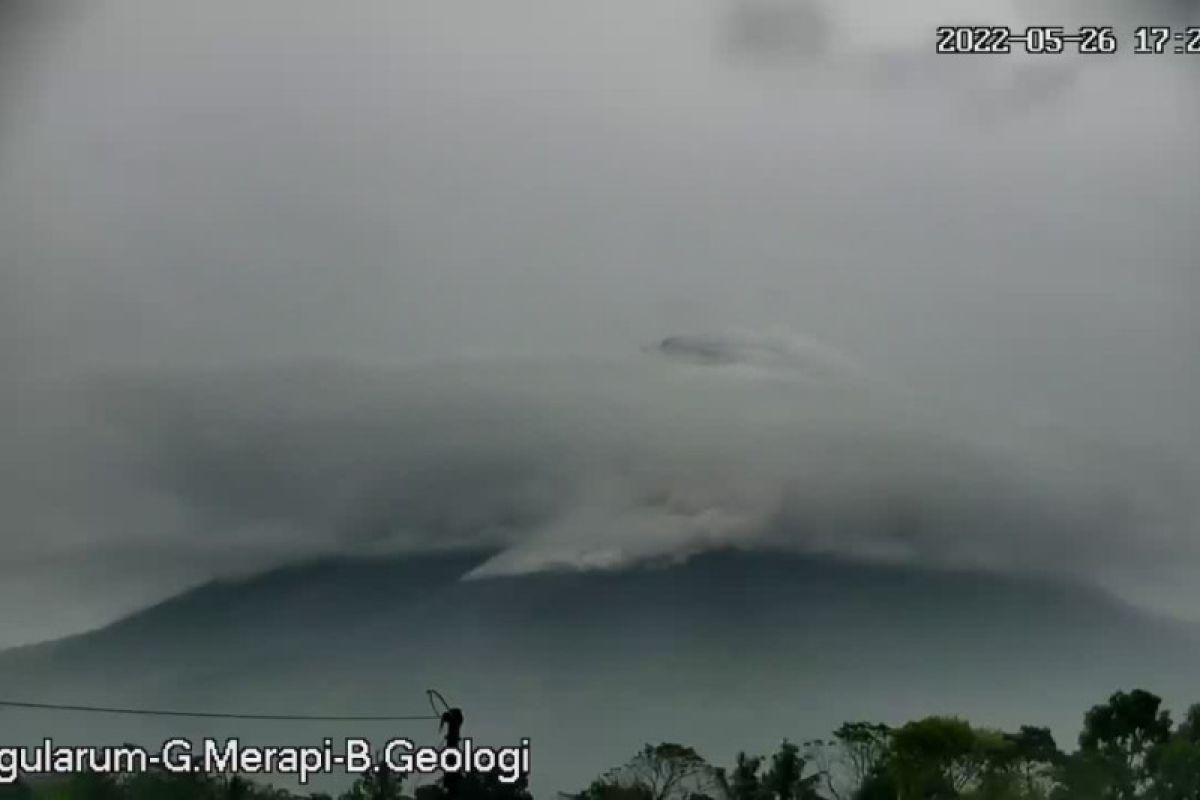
[2,0,1199,648]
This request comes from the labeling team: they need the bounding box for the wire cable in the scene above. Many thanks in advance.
[0,699,440,722]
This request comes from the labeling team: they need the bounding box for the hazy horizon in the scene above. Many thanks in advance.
[2,0,1199,727]
[4,546,1200,795]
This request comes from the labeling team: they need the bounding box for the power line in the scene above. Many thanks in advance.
[0,700,440,722]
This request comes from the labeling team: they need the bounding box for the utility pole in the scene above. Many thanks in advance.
[428,690,465,798]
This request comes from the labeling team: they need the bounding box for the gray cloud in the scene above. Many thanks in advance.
[721,0,832,64]
[647,329,867,383]
[1,0,1199,645]
[5,351,1193,636]
[719,0,1088,126]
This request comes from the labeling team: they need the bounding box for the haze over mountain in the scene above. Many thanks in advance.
[2,549,1198,794]
[2,1,1199,796]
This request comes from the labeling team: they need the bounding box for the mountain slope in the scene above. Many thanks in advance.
[1,550,1197,795]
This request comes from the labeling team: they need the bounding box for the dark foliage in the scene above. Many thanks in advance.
[20,689,1200,800]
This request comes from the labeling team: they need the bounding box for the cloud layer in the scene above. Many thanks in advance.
[2,0,1199,644]
[5,342,1191,638]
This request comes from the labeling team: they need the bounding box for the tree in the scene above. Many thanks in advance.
[762,741,822,800]
[418,769,532,800]
[1053,751,1116,800]
[1076,690,1173,800]
[888,717,985,798]
[575,744,717,800]
[629,745,716,800]
[1148,735,1200,800]
[0,780,31,800]
[716,752,769,800]
[813,723,893,800]
[1000,727,1061,799]
[46,774,123,800]
[341,759,406,800]
[570,785,654,800]
[121,768,220,800]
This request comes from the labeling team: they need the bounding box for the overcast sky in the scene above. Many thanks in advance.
[1,0,1198,647]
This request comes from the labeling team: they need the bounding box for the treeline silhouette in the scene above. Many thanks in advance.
[0,759,532,800]
[6,688,1200,800]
